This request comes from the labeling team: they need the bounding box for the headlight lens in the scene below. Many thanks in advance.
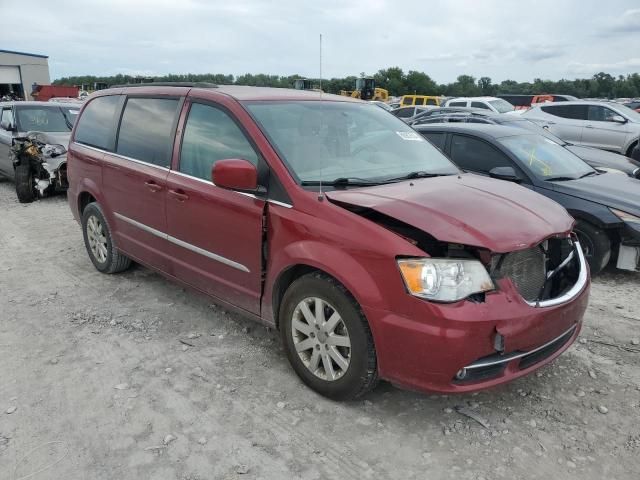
[42,144,67,157]
[397,258,495,302]
[610,208,640,224]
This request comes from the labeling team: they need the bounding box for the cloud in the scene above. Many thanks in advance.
[598,8,640,36]
[568,58,640,75]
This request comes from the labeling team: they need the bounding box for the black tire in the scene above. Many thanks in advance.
[626,141,638,159]
[280,272,378,400]
[81,203,131,274]
[15,163,36,203]
[574,220,611,275]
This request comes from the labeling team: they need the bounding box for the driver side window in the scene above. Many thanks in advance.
[179,103,258,181]
[450,134,513,174]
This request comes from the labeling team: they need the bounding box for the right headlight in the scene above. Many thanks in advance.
[397,258,495,302]
[610,208,640,225]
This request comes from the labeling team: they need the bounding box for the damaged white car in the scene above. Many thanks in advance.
[0,101,79,203]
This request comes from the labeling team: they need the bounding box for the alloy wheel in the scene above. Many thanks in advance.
[86,215,108,263]
[291,297,351,381]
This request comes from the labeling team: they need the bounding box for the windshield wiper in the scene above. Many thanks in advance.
[579,170,599,179]
[383,171,452,182]
[300,177,383,187]
[546,175,577,182]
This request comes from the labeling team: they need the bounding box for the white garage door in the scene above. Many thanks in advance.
[0,66,21,84]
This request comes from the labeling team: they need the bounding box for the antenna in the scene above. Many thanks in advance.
[318,33,324,201]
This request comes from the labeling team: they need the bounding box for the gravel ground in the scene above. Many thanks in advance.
[0,180,639,480]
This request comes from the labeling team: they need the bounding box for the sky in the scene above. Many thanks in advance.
[1,0,639,83]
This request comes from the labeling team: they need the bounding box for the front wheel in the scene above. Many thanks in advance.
[15,163,36,203]
[574,220,611,274]
[280,272,378,400]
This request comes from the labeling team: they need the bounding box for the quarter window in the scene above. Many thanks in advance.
[471,101,490,110]
[179,103,258,181]
[450,134,512,173]
[449,101,467,107]
[116,97,180,167]
[74,95,121,150]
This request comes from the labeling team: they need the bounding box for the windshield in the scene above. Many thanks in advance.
[488,99,515,113]
[15,105,79,132]
[499,134,595,180]
[245,101,459,184]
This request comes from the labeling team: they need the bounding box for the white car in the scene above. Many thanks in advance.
[443,96,515,114]
[521,100,640,157]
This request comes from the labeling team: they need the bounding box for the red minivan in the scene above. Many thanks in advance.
[67,83,590,400]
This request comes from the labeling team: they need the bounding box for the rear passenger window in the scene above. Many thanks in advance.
[541,105,587,120]
[394,108,415,118]
[417,98,425,105]
[74,95,121,150]
[116,97,180,167]
[426,98,437,105]
[471,102,490,110]
[449,101,466,107]
[179,103,258,181]
[421,132,446,150]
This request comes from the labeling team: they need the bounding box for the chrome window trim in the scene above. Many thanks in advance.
[463,324,577,370]
[114,212,250,273]
[74,142,292,208]
[525,240,588,308]
[73,142,170,171]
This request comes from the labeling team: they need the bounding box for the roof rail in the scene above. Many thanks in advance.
[111,82,219,89]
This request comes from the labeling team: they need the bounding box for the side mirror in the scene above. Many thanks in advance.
[0,120,15,132]
[610,115,627,124]
[212,159,261,193]
[489,166,521,183]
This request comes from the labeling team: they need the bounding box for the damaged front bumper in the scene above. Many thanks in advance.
[12,132,69,196]
[617,222,640,271]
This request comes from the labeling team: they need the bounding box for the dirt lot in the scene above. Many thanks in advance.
[0,181,639,480]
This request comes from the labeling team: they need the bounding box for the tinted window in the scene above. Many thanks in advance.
[1,107,14,127]
[450,134,512,173]
[417,98,425,105]
[116,97,180,166]
[426,98,437,105]
[421,132,446,150]
[180,103,258,181]
[471,101,490,110]
[541,104,587,120]
[401,97,413,106]
[394,107,415,118]
[75,95,121,150]
[449,101,467,107]
[587,105,617,122]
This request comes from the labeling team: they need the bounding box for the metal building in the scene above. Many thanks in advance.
[0,49,50,100]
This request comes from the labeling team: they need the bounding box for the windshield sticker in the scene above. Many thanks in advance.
[396,131,424,141]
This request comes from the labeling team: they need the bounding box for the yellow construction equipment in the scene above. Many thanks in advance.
[340,77,389,102]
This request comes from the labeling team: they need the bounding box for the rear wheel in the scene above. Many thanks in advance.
[280,273,378,400]
[15,163,36,203]
[574,220,611,274]
[82,203,131,274]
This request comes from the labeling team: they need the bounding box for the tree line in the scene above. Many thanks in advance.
[53,68,640,99]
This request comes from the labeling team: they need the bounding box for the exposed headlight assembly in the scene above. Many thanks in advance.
[397,258,495,302]
[42,144,67,158]
[610,208,640,225]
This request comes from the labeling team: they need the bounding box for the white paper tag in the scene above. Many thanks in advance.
[396,131,423,141]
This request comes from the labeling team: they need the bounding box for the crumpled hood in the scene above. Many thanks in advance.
[26,131,71,147]
[326,174,574,253]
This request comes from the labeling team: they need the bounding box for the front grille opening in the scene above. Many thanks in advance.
[518,328,573,370]
[452,363,506,384]
[494,237,579,304]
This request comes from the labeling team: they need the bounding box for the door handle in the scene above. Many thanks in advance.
[144,180,163,192]
[585,125,594,128]
[168,189,189,202]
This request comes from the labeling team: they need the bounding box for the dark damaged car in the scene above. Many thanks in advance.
[0,101,79,202]
[67,85,590,400]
